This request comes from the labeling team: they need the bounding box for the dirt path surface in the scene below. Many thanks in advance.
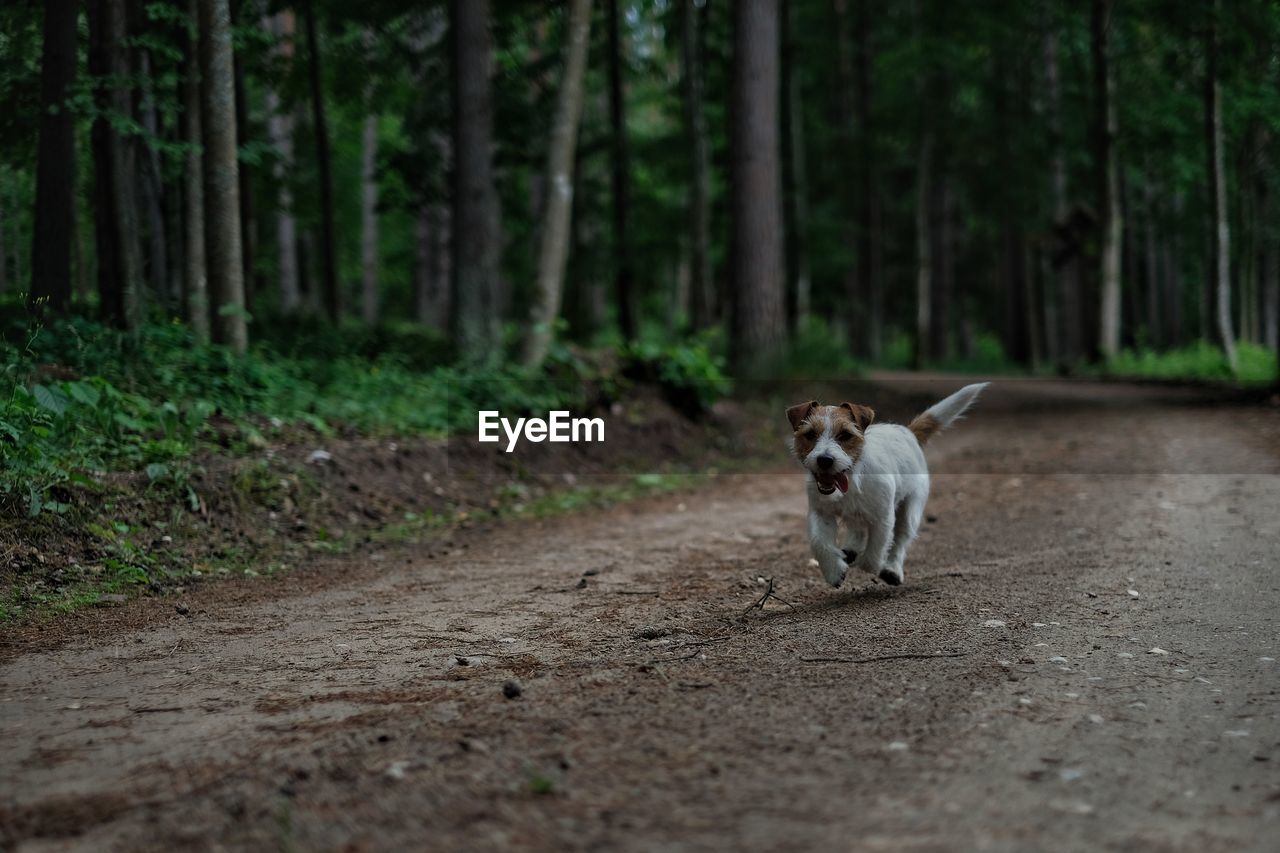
[3,378,1279,851]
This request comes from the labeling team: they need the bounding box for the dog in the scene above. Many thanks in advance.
[786,383,988,588]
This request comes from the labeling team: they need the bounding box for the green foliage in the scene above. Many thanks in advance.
[0,307,732,517]
[1104,341,1278,384]
[622,333,731,415]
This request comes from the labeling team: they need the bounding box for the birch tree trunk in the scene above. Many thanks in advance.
[199,0,247,352]
[30,0,78,314]
[1092,0,1122,359]
[183,0,208,339]
[1206,0,1236,370]
[729,0,786,374]
[522,0,592,368]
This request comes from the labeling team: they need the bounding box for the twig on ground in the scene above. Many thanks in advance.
[799,652,967,664]
[742,577,794,616]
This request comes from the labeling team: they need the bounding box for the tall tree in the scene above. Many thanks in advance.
[183,0,209,339]
[681,0,713,330]
[29,0,79,314]
[729,0,786,373]
[1042,5,1077,363]
[853,0,882,360]
[451,0,501,360]
[522,0,593,368]
[199,0,247,352]
[264,10,299,314]
[303,0,340,323]
[360,110,380,325]
[607,0,637,340]
[913,0,932,368]
[1091,0,1122,358]
[1205,0,1236,370]
[89,0,143,330]
[780,0,811,331]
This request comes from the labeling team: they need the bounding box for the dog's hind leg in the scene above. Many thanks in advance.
[883,496,925,585]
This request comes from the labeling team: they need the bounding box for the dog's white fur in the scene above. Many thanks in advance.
[792,383,988,588]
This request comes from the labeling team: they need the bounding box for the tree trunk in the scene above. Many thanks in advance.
[681,0,713,330]
[780,0,811,332]
[1205,0,1236,370]
[930,174,953,360]
[1143,179,1161,349]
[1042,4,1076,364]
[1092,0,1122,359]
[854,0,882,361]
[29,0,79,315]
[522,0,592,368]
[360,111,380,326]
[451,0,501,360]
[137,47,170,311]
[183,0,208,339]
[264,11,300,315]
[607,0,637,340]
[231,0,255,309]
[303,0,340,324]
[914,131,932,369]
[728,0,786,374]
[90,0,143,330]
[199,0,247,352]
[414,203,450,331]
[0,181,7,294]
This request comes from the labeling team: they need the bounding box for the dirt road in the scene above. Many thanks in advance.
[3,378,1278,851]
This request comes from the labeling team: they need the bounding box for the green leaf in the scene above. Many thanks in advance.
[67,381,101,407]
[32,384,68,416]
[145,462,169,482]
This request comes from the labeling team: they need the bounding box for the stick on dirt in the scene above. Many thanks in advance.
[799,652,967,664]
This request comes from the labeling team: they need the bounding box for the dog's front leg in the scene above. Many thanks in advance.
[808,509,848,587]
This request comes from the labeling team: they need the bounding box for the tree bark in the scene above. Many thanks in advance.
[360,111,380,326]
[0,180,7,294]
[199,0,247,352]
[913,0,932,368]
[451,0,501,360]
[264,11,300,315]
[1092,0,1122,359]
[1042,4,1077,364]
[231,0,255,309]
[854,0,882,361]
[681,0,713,330]
[137,47,170,311]
[729,0,786,374]
[780,0,810,331]
[1143,179,1161,348]
[303,0,340,324]
[522,0,592,367]
[90,0,143,330]
[30,0,79,314]
[1205,0,1236,370]
[607,0,637,340]
[183,0,209,339]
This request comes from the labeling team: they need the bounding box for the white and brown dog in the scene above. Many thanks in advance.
[787,383,988,588]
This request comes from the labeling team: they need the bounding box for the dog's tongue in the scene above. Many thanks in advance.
[834,472,849,494]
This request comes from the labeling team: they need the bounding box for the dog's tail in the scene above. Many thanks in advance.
[908,382,989,446]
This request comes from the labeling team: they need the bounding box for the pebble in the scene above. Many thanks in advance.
[1148,647,1170,655]
[1127,590,1141,599]
[502,680,523,699]
[1088,714,1104,724]
[384,761,410,781]
[1048,656,1068,664]
[886,741,909,751]
[982,620,1007,628]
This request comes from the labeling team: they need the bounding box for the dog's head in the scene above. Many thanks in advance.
[786,401,875,495]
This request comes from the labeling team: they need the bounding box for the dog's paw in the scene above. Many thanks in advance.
[877,567,903,586]
[820,558,848,588]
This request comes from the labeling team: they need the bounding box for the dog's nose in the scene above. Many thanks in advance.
[816,454,834,470]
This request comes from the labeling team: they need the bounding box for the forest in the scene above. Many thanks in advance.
[1,0,1279,518]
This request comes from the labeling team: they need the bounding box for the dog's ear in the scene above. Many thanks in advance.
[786,400,818,430]
[839,402,875,431]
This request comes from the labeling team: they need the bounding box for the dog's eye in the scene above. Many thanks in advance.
[837,430,855,441]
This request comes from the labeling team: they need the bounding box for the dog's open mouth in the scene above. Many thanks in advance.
[813,471,850,495]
